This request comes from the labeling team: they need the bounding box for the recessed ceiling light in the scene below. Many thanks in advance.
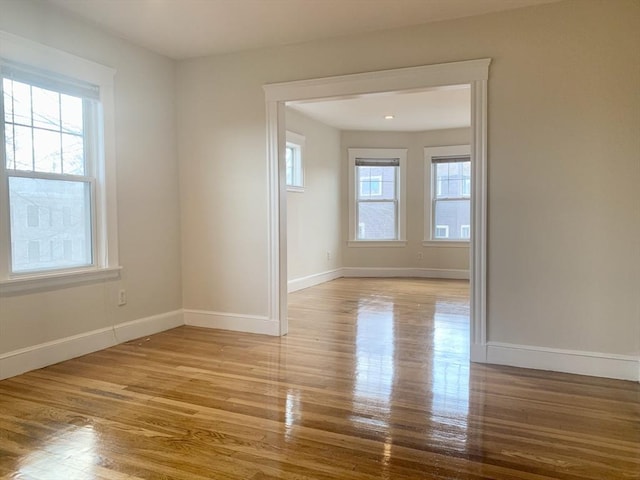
[384,115,395,120]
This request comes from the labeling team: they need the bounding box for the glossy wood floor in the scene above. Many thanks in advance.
[1,278,639,479]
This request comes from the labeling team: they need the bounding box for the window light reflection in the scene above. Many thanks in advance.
[18,425,98,478]
[430,300,470,450]
[352,300,395,431]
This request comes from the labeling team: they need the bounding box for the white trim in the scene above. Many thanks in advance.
[486,342,640,382]
[264,59,490,358]
[264,59,491,102]
[184,310,279,336]
[0,266,122,294]
[288,268,343,293]
[347,240,408,248]
[422,241,469,248]
[342,267,469,280]
[0,309,183,380]
[470,79,488,362]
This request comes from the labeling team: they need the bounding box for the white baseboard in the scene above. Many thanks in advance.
[113,310,184,343]
[342,267,469,280]
[184,309,279,336]
[288,268,343,293]
[0,309,184,381]
[486,342,640,382]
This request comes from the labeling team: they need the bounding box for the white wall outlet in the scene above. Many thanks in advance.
[118,289,127,306]
[326,251,331,260]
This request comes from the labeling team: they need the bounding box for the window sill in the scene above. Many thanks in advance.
[286,186,305,193]
[422,240,470,248]
[348,240,407,248]
[0,266,122,295]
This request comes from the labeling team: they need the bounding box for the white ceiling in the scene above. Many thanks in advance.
[46,0,560,60]
[289,85,471,132]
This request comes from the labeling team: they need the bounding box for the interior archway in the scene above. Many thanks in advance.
[264,59,490,362]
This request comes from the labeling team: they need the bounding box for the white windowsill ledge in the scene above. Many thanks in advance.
[422,240,470,248]
[0,266,122,295]
[348,240,408,248]
[286,186,305,193]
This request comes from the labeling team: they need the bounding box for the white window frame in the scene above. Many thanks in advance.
[348,148,407,247]
[285,130,304,192]
[423,144,471,247]
[0,31,120,293]
[461,224,470,239]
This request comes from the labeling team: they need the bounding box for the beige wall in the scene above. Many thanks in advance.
[0,1,181,354]
[285,108,342,281]
[342,128,470,271]
[177,0,640,357]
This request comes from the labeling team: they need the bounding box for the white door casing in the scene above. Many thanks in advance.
[263,59,490,362]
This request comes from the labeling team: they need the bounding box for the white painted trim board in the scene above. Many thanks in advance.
[288,268,343,293]
[486,342,640,382]
[184,310,279,336]
[0,310,183,380]
[342,267,469,280]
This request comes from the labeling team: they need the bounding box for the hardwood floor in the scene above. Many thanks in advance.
[1,278,638,479]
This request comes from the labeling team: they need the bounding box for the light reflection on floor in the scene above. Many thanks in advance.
[17,425,98,479]
[349,288,471,456]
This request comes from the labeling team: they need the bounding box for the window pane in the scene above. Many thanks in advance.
[62,133,85,175]
[33,128,62,173]
[13,124,33,171]
[61,94,83,135]
[4,122,14,169]
[357,201,396,240]
[435,160,470,199]
[434,199,470,241]
[358,166,395,199]
[3,78,13,123]
[285,146,293,185]
[32,86,61,130]
[9,176,93,273]
[11,80,32,126]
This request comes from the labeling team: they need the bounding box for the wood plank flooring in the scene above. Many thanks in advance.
[0,278,638,479]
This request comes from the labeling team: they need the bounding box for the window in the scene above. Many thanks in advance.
[3,70,97,274]
[348,148,407,245]
[285,130,304,191]
[435,225,449,239]
[0,31,119,292]
[424,145,471,243]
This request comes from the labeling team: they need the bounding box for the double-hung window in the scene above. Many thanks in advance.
[348,148,407,245]
[2,65,98,274]
[0,32,118,291]
[425,144,471,242]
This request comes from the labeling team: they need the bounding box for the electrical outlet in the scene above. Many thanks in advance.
[417,252,423,259]
[326,251,331,261]
[118,289,127,306]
